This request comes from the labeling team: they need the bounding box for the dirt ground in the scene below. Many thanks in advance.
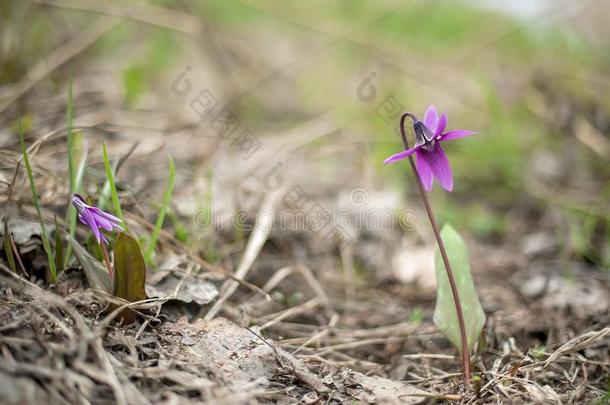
[1,1,610,404]
[1,87,608,403]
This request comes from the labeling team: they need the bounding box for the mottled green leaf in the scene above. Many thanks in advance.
[433,224,485,353]
[112,232,147,322]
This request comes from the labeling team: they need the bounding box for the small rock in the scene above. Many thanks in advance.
[392,242,436,291]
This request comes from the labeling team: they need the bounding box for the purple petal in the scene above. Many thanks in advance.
[94,215,116,232]
[92,207,120,223]
[435,114,447,136]
[415,150,433,191]
[81,209,102,243]
[383,146,419,164]
[423,105,439,133]
[72,195,122,243]
[428,144,453,191]
[441,129,477,141]
[100,214,123,231]
[92,208,123,230]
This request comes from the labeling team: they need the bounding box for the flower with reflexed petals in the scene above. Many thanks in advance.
[71,194,123,244]
[384,105,477,191]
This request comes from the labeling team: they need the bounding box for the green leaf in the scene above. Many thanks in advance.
[144,155,175,265]
[20,123,57,282]
[112,232,147,323]
[67,78,75,194]
[102,143,127,231]
[65,115,88,267]
[97,158,118,210]
[433,224,485,353]
[63,78,80,265]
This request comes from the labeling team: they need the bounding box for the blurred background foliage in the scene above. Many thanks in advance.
[1,0,609,267]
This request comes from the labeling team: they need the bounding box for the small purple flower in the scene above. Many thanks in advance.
[384,105,477,192]
[72,194,123,244]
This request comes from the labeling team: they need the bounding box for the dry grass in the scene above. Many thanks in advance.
[1,1,610,403]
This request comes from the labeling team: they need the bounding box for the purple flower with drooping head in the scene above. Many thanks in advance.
[384,105,477,191]
[72,194,123,244]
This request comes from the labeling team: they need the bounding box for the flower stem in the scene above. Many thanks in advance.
[399,112,471,386]
[100,242,114,280]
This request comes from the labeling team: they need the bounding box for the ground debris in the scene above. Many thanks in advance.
[146,269,219,306]
[345,371,428,404]
[0,217,52,254]
[0,370,50,405]
[1,50,610,404]
[1,267,433,404]
[511,261,610,316]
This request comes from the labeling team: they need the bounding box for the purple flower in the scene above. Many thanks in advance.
[72,194,123,244]
[384,105,477,192]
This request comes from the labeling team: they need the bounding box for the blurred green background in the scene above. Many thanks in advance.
[2,0,609,267]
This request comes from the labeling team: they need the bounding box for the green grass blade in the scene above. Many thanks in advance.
[144,155,175,265]
[102,142,127,231]
[67,78,75,192]
[168,210,188,243]
[74,140,88,192]
[20,124,57,281]
[98,142,138,210]
[65,80,88,266]
[98,158,118,210]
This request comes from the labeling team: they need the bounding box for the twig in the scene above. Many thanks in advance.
[34,0,202,34]
[404,372,463,384]
[402,353,457,361]
[253,264,331,312]
[100,242,113,280]
[404,392,461,401]
[292,313,339,355]
[121,211,271,299]
[204,189,284,321]
[259,297,322,331]
[542,328,610,368]
[0,17,121,115]
[8,229,28,275]
[315,337,406,355]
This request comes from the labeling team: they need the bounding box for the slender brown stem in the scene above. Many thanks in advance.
[9,231,28,276]
[100,242,113,280]
[399,113,471,386]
